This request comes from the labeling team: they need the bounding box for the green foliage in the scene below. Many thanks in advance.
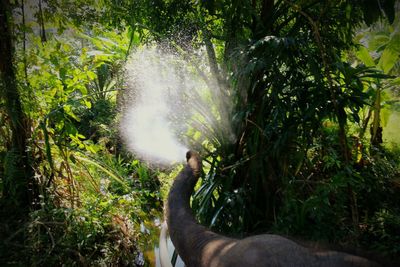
[193,0,370,234]
[1,0,399,264]
[188,1,400,259]
[76,99,117,144]
[1,2,162,265]
[26,193,143,266]
[365,209,400,255]
[264,141,400,265]
[1,149,162,266]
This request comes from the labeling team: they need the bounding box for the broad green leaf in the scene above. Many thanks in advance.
[356,46,375,67]
[83,99,92,108]
[377,47,399,73]
[391,77,400,85]
[387,31,400,53]
[87,70,97,80]
[76,84,88,95]
[49,87,58,98]
[381,107,391,127]
[368,33,390,51]
[64,105,80,121]
[85,144,98,154]
[62,43,72,52]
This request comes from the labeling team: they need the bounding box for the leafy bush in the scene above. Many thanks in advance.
[273,129,400,257]
[364,209,400,256]
[26,193,144,266]
[1,151,164,266]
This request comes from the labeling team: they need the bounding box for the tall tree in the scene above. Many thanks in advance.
[0,0,35,211]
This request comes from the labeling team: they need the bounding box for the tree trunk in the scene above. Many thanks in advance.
[21,0,29,82]
[370,88,383,148]
[38,0,47,43]
[0,0,35,210]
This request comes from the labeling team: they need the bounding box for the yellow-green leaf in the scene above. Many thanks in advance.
[87,71,97,80]
[356,46,375,67]
[377,47,399,73]
[83,99,92,108]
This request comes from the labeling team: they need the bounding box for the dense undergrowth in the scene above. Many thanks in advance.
[0,96,165,266]
[275,140,400,256]
[194,131,400,261]
[0,16,167,263]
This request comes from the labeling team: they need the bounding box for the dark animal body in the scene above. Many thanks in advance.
[166,151,381,267]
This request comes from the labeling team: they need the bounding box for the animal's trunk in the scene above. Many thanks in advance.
[166,151,384,267]
[166,151,234,267]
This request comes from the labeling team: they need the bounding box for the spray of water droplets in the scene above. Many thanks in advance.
[120,46,233,165]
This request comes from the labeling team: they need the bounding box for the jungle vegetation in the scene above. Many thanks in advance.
[0,0,399,266]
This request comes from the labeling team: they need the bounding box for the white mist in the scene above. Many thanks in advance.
[120,46,233,165]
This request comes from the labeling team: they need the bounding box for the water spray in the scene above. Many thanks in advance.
[120,45,233,165]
